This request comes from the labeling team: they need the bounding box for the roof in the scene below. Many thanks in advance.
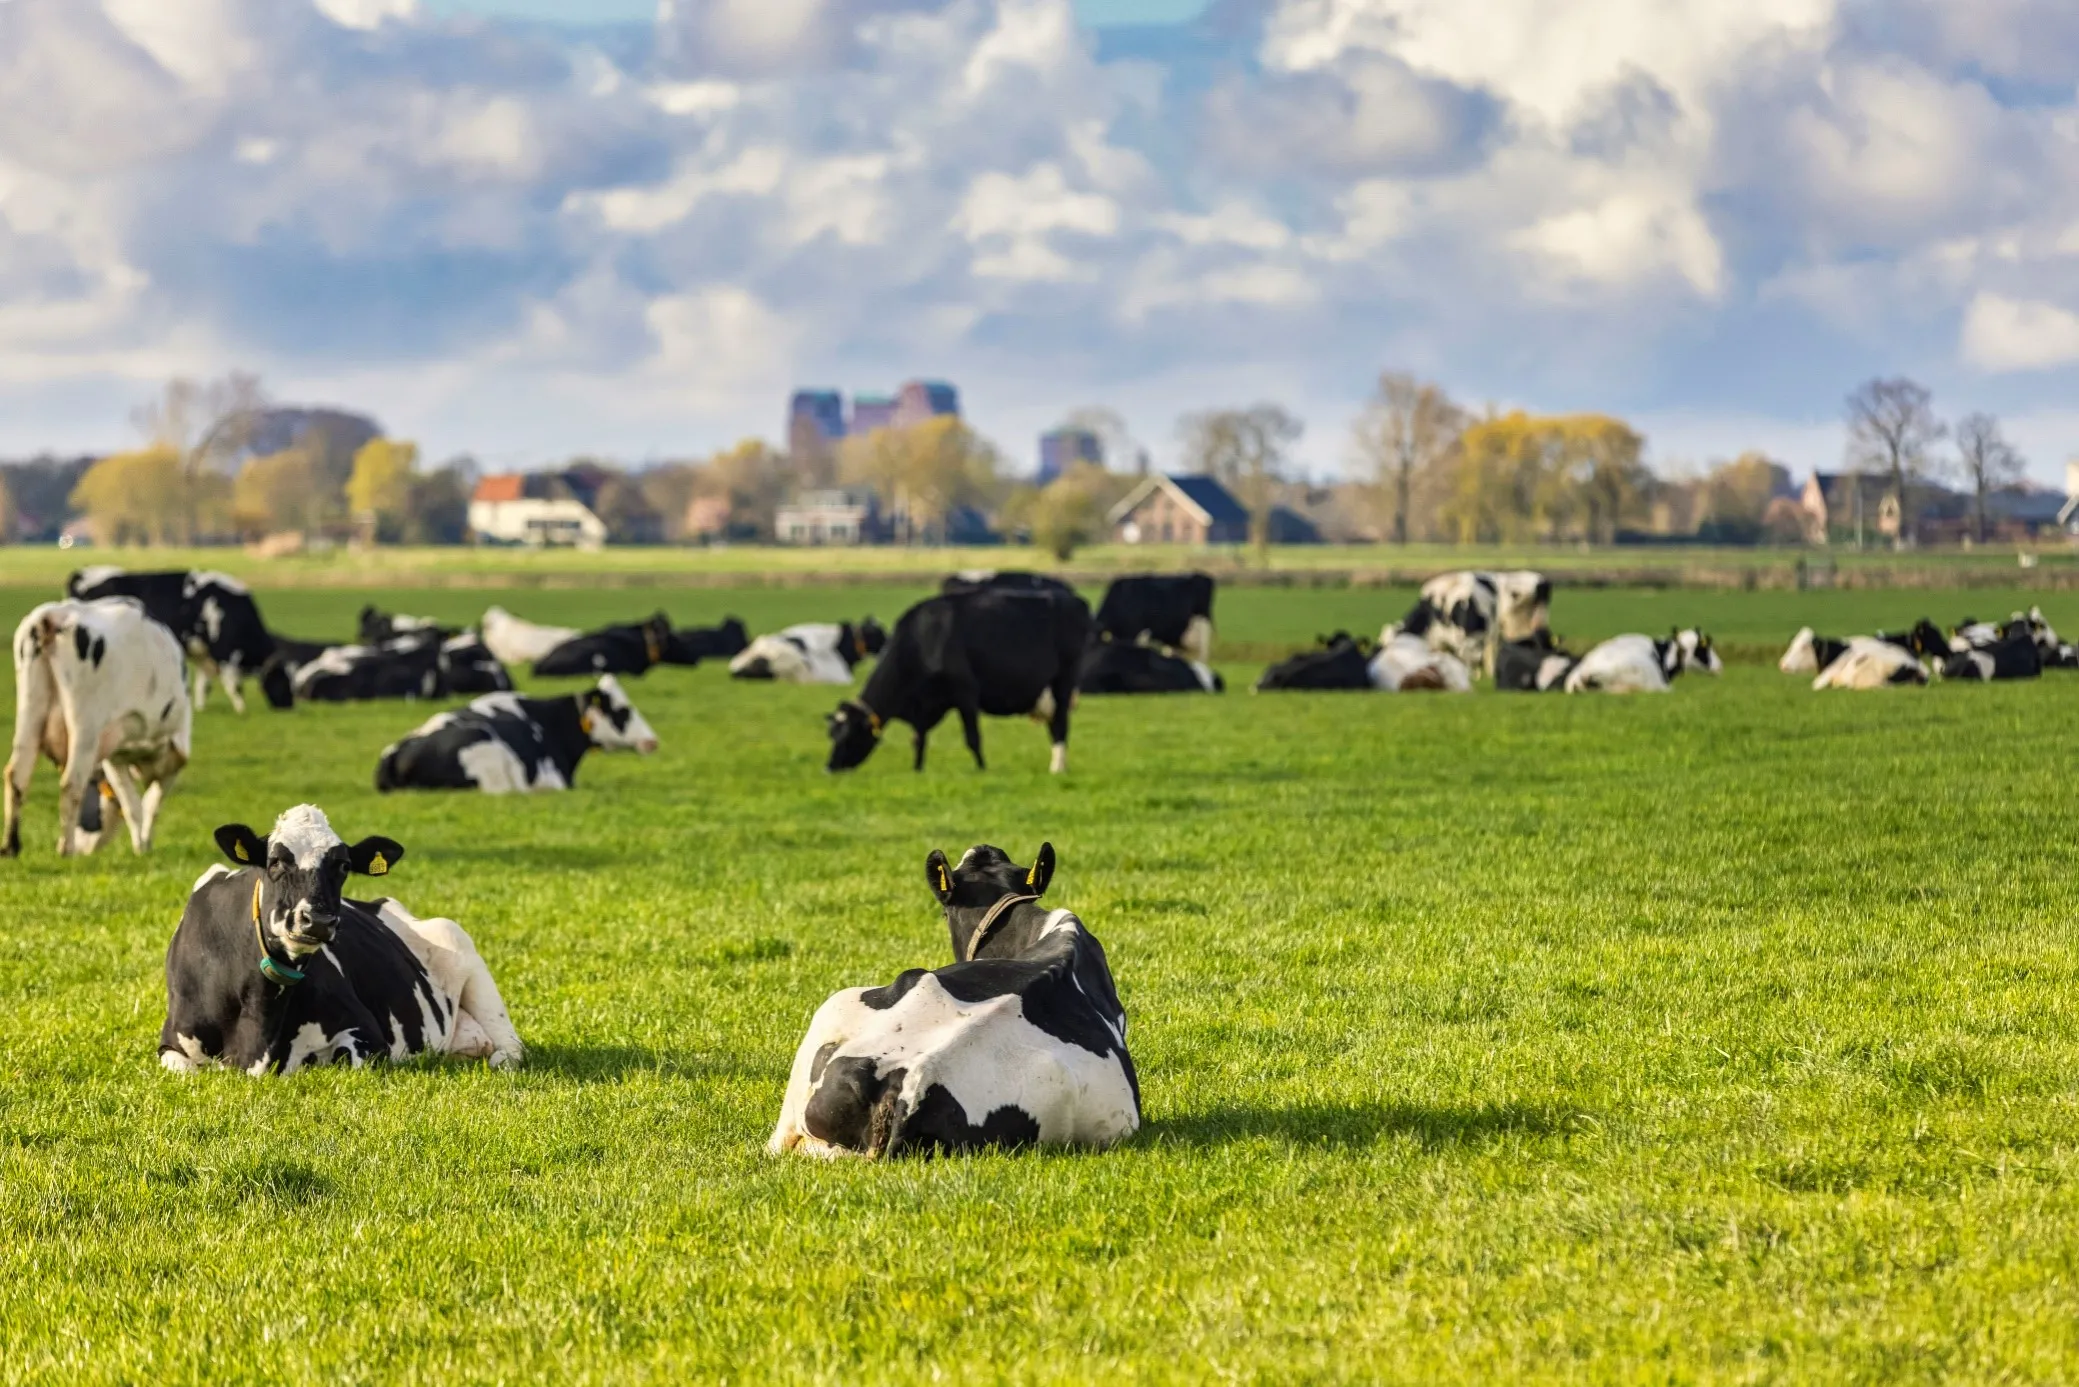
[1986,487,2068,524]
[473,475,526,503]
[1107,473,1250,527]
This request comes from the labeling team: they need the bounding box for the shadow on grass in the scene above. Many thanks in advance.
[519,1043,764,1082]
[1143,1099,1573,1150]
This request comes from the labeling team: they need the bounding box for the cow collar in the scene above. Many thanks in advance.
[251,879,307,988]
[852,629,868,660]
[851,698,884,737]
[644,629,662,664]
[965,893,1039,961]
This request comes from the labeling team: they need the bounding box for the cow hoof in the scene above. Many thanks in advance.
[487,1048,524,1070]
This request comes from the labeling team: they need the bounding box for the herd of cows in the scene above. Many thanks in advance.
[2,562,2068,1153]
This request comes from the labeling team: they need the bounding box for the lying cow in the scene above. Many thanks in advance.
[1254,634,1375,691]
[943,571,1079,598]
[376,676,658,792]
[6,598,192,857]
[827,588,1090,774]
[256,633,333,710]
[730,619,887,684]
[1812,640,1930,689]
[159,805,523,1074]
[1943,630,2042,682]
[1494,631,1576,692]
[1953,608,2069,667]
[1078,641,1221,694]
[1369,633,1473,692]
[1386,570,1550,671]
[1780,620,1947,674]
[293,636,447,703]
[1093,573,1215,662]
[770,841,1137,1158]
[67,566,279,713]
[533,613,674,678]
[358,606,455,645]
[480,606,579,667]
[662,617,749,666]
[1564,629,1721,693]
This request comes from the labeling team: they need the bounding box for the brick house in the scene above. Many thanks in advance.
[1107,474,1251,545]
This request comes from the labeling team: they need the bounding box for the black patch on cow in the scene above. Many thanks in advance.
[73,626,90,662]
[91,636,106,667]
[860,968,930,1011]
[900,1084,1043,1155]
[1256,634,1372,691]
[809,1040,842,1085]
[803,1056,900,1152]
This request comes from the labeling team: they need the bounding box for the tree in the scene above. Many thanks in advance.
[1178,404,1303,564]
[1352,374,1463,544]
[403,464,473,545]
[346,438,419,542]
[70,446,215,546]
[131,373,268,543]
[594,472,664,543]
[1695,452,1789,543]
[232,448,320,537]
[1059,406,1146,475]
[842,418,1004,544]
[1954,412,2025,544]
[1027,461,1116,560]
[1844,377,1945,549]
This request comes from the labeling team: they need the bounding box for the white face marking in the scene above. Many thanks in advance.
[1780,627,1817,673]
[270,804,344,869]
[586,676,658,752]
[200,598,225,644]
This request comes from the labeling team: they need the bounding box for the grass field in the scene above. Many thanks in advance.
[5,579,2079,1383]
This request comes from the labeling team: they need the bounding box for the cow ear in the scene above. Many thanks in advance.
[347,836,405,877]
[1025,842,1056,896]
[214,823,266,866]
[926,850,954,904]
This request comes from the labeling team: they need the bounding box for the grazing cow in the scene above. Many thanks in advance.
[376,677,659,792]
[480,606,580,667]
[1369,633,1473,692]
[358,606,455,645]
[730,619,887,684]
[533,613,674,678]
[827,589,1091,774]
[1078,641,1221,694]
[1387,570,1551,671]
[1254,634,1375,691]
[1942,631,2042,682]
[770,842,1137,1158]
[1564,629,1722,693]
[1494,631,1576,692]
[6,599,191,857]
[942,571,1080,598]
[1812,640,1930,689]
[158,805,523,1075]
[662,617,750,666]
[1093,574,1216,663]
[67,567,277,714]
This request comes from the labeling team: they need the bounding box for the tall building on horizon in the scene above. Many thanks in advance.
[893,380,959,430]
[850,393,898,434]
[1038,427,1103,485]
[787,390,845,462]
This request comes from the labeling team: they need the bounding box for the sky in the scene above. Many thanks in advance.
[3,0,2078,484]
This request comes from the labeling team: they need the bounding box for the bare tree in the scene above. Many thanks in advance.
[1059,406,1147,475]
[1178,404,1303,565]
[1844,377,1945,549]
[1954,412,2025,544]
[131,373,268,543]
[1352,373,1463,544]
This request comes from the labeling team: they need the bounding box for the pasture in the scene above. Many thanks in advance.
[5,577,2079,1384]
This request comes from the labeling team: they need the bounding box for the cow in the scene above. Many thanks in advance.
[158,804,523,1075]
[1093,574,1215,663]
[358,606,455,645]
[1942,631,2042,682]
[662,617,750,666]
[292,636,448,703]
[6,598,191,857]
[1254,634,1375,692]
[533,613,674,678]
[1494,631,1576,692]
[1781,620,1947,674]
[1369,633,1473,692]
[1954,608,2068,666]
[67,567,277,714]
[1812,640,1930,689]
[1564,629,1722,693]
[770,841,1137,1158]
[943,571,1079,598]
[375,677,659,792]
[827,588,1091,774]
[256,633,333,710]
[1386,570,1550,672]
[1078,641,1221,694]
[480,606,580,667]
[730,619,887,684]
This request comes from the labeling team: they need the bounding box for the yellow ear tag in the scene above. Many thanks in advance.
[937,864,950,893]
[1025,864,1037,885]
[234,841,248,862]
[581,711,595,735]
[368,851,388,876]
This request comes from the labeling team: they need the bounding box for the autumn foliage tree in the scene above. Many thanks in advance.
[346,438,419,542]
[1440,413,1650,544]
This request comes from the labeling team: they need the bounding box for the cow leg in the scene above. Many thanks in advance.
[912,729,929,771]
[53,732,97,857]
[957,700,985,771]
[219,660,247,716]
[190,662,212,713]
[135,749,185,853]
[1047,677,1074,774]
[1,747,27,858]
[100,762,148,853]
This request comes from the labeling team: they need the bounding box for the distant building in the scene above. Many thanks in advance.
[1108,474,1251,546]
[787,390,846,461]
[1264,506,1323,544]
[893,380,959,429]
[775,488,881,545]
[1038,428,1102,485]
[469,474,608,550]
[850,394,898,434]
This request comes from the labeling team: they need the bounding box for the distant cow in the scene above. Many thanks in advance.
[358,606,456,645]
[662,617,749,666]
[1943,631,2042,682]
[770,841,1137,1157]
[1093,574,1215,663]
[1369,633,1473,692]
[376,677,659,793]
[1782,620,1946,674]
[1954,608,2068,667]
[1078,641,1221,694]
[6,598,191,857]
[942,571,1079,598]
[1564,629,1721,693]
[1387,570,1550,670]
[480,606,579,667]
[256,633,334,710]
[533,613,674,678]
[67,567,278,713]
[292,637,448,703]
[1812,640,1930,689]
[827,588,1091,774]
[730,619,887,684]
[159,804,523,1075]
[1254,634,1375,692]
[1494,631,1576,692]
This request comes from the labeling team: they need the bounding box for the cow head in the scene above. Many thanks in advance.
[580,675,659,754]
[825,701,882,771]
[258,655,297,710]
[213,806,402,958]
[1671,628,1722,675]
[924,842,1056,959]
[855,618,887,658]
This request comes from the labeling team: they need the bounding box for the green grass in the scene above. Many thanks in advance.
[5,581,2079,1384]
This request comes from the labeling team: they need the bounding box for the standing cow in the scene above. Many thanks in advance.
[826,588,1091,774]
[159,805,523,1074]
[67,567,279,713]
[6,599,191,857]
[770,841,1138,1158]
[1386,570,1550,672]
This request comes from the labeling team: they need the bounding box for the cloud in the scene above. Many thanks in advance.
[1962,293,2079,372]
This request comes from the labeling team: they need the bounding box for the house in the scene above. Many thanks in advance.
[1799,473,1970,545]
[1265,506,1323,544]
[1108,474,1251,545]
[775,488,881,545]
[468,474,608,550]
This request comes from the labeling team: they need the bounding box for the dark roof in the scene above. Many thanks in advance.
[1167,474,1249,526]
[1985,487,2068,524]
[1266,506,1322,543]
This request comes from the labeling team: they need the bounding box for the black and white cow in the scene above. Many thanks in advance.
[1564,629,1721,693]
[1942,630,2042,682]
[827,589,1090,774]
[1953,608,2069,667]
[730,619,887,684]
[437,633,514,695]
[770,841,1137,1158]
[159,805,523,1075]
[532,613,674,678]
[662,617,750,666]
[1387,570,1550,671]
[1494,631,1576,692]
[480,606,579,667]
[1811,641,1930,689]
[256,633,333,710]
[1093,573,1215,662]
[6,598,191,857]
[1078,641,1222,694]
[942,571,1079,598]
[1781,620,1947,674]
[375,677,659,792]
[1368,633,1473,691]
[67,567,277,713]
[1254,634,1375,691]
[357,606,456,645]
[292,636,447,703]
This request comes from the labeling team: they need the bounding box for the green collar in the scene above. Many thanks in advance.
[252,879,306,988]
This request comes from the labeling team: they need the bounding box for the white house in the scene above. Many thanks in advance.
[469,475,608,550]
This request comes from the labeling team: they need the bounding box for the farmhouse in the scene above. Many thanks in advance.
[1108,474,1250,546]
[775,488,882,545]
[468,475,608,549]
